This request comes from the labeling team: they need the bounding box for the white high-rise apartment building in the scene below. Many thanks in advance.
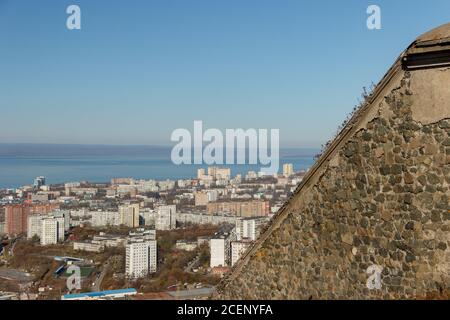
[244,218,259,241]
[231,240,252,266]
[27,214,43,239]
[56,216,65,242]
[53,210,70,232]
[235,217,268,241]
[28,213,67,243]
[125,236,157,279]
[155,205,176,230]
[210,224,236,268]
[210,238,227,268]
[40,216,64,245]
[91,211,121,227]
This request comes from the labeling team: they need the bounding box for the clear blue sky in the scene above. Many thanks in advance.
[0,0,449,148]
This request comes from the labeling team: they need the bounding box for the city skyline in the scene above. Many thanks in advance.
[0,3,449,303]
[1,1,450,147]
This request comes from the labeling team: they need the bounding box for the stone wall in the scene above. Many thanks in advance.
[217,69,450,299]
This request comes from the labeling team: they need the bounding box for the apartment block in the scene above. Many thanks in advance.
[231,240,252,266]
[194,191,209,206]
[119,203,140,228]
[29,203,60,214]
[155,205,176,230]
[125,230,157,279]
[282,163,294,177]
[53,210,70,232]
[235,217,269,241]
[207,200,269,217]
[91,211,121,227]
[5,205,29,235]
[27,214,43,239]
[210,224,236,268]
[40,216,64,245]
[208,167,231,181]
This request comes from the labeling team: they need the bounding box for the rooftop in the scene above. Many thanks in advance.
[62,288,137,300]
[415,22,450,44]
[405,22,450,65]
[212,224,236,239]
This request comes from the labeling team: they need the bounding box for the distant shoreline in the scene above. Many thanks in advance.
[0,145,317,189]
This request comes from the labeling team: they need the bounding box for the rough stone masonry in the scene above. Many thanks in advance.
[216,23,450,299]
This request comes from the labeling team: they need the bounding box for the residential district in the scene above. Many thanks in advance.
[0,164,306,300]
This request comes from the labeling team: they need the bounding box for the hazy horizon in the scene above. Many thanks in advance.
[0,143,318,188]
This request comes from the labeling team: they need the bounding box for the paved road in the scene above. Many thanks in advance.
[0,268,32,282]
[167,287,216,299]
[184,255,200,273]
[9,238,18,257]
[92,259,110,292]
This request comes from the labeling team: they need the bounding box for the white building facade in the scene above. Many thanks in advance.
[210,225,236,268]
[40,216,64,245]
[27,214,43,239]
[125,229,157,279]
[235,217,268,241]
[91,211,121,227]
[231,240,252,266]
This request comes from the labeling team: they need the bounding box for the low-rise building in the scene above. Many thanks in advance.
[197,236,209,246]
[175,240,197,251]
[73,241,104,252]
[31,192,50,203]
[61,288,137,300]
[92,234,127,247]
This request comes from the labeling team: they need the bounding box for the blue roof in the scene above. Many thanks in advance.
[63,288,137,299]
[54,265,65,275]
